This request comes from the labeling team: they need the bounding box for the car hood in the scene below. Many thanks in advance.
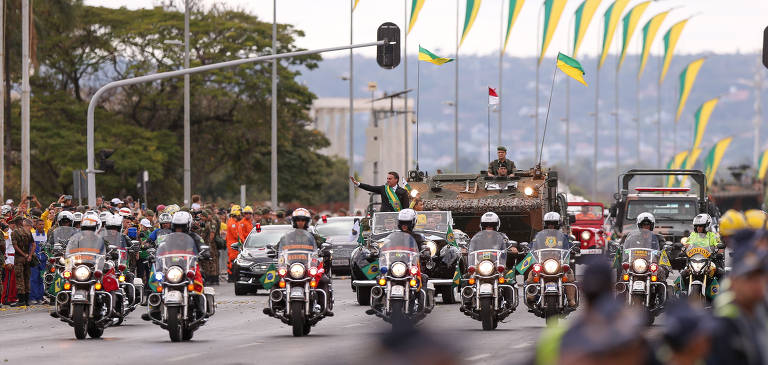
[326,235,358,246]
[238,248,272,263]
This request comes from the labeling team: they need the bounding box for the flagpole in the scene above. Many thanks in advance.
[565,12,574,183]
[593,15,602,201]
[615,41,620,177]
[488,104,491,164]
[657,42,662,170]
[536,2,543,162]
[349,0,355,211]
[417,54,421,170]
[454,0,460,172]
[539,62,558,166]
[404,0,409,174]
[498,0,504,146]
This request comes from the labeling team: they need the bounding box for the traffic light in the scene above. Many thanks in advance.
[98,149,115,172]
[377,22,400,69]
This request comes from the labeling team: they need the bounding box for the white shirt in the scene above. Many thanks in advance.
[4,228,13,265]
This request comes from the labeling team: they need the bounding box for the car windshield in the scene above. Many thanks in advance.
[244,228,291,249]
[315,221,355,237]
[567,205,603,220]
[626,199,696,221]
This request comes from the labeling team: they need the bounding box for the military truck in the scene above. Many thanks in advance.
[709,165,765,212]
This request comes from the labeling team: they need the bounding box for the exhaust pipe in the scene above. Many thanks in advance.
[147,293,162,307]
[525,285,539,297]
[371,286,384,298]
[615,282,627,293]
[461,286,475,299]
[269,289,284,303]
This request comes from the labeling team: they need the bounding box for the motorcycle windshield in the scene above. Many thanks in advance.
[379,231,419,269]
[468,231,507,267]
[372,212,400,235]
[277,229,318,266]
[413,211,452,234]
[531,229,567,250]
[156,233,198,273]
[101,230,129,267]
[623,229,657,249]
[533,248,568,263]
[65,232,106,270]
[51,226,77,246]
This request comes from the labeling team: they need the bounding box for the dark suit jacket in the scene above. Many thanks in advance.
[357,183,410,212]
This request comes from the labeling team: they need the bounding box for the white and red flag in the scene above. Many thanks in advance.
[488,87,499,105]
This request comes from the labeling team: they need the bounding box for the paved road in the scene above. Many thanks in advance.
[0,278,551,364]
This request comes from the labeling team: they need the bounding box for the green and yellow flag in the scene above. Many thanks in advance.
[638,10,671,79]
[446,225,458,247]
[758,149,768,180]
[539,0,568,64]
[407,0,426,34]
[362,260,380,279]
[418,46,454,65]
[666,150,689,187]
[660,18,690,84]
[557,53,588,86]
[503,0,525,53]
[704,137,733,187]
[516,252,535,274]
[460,0,483,47]
[679,148,702,187]
[259,264,278,289]
[452,266,462,287]
[618,1,651,70]
[598,0,630,69]
[572,0,602,57]
[675,58,706,122]
[692,98,718,149]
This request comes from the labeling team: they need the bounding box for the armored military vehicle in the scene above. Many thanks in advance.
[709,165,765,212]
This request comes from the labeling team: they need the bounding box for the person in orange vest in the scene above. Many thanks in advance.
[239,206,254,244]
[225,205,242,282]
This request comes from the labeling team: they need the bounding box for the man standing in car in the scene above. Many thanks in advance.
[350,171,409,212]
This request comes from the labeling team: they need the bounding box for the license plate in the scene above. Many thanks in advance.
[165,291,182,303]
[632,281,645,291]
[545,282,557,293]
[580,249,602,255]
[390,285,405,298]
[479,283,493,295]
[290,287,304,299]
[332,259,349,266]
[73,293,85,300]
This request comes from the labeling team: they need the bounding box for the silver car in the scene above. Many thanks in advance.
[312,216,363,275]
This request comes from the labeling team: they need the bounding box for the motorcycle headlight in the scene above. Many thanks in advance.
[426,241,437,257]
[524,186,534,196]
[74,265,91,281]
[543,259,560,275]
[477,260,495,276]
[166,266,184,284]
[690,260,706,274]
[290,263,305,279]
[580,231,591,241]
[632,259,648,274]
[390,262,407,278]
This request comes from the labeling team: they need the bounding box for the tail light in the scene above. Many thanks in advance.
[309,267,318,277]
[94,270,103,279]
[621,262,630,271]
[118,264,126,272]
[533,264,542,273]
[650,263,658,272]
[409,266,419,275]
[256,223,261,233]
[187,271,195,280]
[278,267,287,277]
[467,266,476,274]
[562,264,570,273]
[497,265,506,273]
[63,271,72,279]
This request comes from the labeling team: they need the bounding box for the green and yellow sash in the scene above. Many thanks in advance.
[384,185,402,211]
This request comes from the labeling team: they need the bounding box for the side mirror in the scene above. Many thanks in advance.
[321,243,331,250]
[130,240,139,246]
[266,243,275,251]
[230,243,240,251]
[609,207,617,218]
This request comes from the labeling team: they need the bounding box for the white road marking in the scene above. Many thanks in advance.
[233,342,262,349]
[342,323,363,328]
[465,353,491,361]
[169,353,200,362]
[512,342,531,349]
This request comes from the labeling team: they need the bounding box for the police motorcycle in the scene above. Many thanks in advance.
[42,214,78,301]
[52,225,121,339]
[138,212,171,304]
[102,230,143,322]
[264,229,333,337]
[675,242,724,305]
[614,229,668,324]
[523,231,580,325]
[460,230,518,330]
[365,231,435,330]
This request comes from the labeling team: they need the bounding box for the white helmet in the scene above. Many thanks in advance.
[158,212,172,224]
[636,212,656,230]
[164,204,181,216]
[57,211,75,225]
[73,212,83,223]
[543,212,561,229]
[398,208,417,231]
[171,211,192,232]
[105,213,123,228]
[291,208,312,228]
[693,213,712,231]
[480,212,500,231]
[81,211,101,230]
[98,211,110,223]
[0,205,11,215]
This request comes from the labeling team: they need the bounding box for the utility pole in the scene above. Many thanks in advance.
[0,0,5,201]
[183,0,190,205]
[403,0,408,174]
[271,0,278,208]
[497,0,504,146]
[454,0,459,172]
[21,0,30,196]
[348,0,355,212]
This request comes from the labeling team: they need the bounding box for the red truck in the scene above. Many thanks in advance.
[567,202,608,259]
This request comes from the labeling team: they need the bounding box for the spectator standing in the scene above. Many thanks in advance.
[225,206,242,281]
[29,216,47,304]
[1,219,15,306]
[11,217,35,307]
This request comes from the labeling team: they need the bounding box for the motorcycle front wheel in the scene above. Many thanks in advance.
[72,304,88,340]
[290,301,306,337]
[479,297,495,331]
[87,321,103,338]
[167,306,184,342]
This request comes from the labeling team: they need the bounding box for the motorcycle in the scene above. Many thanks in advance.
[523,235,580,325]
[264,229,333,337]
[143,233,215,342]
[51,232,119,339]
[460,231,518,330]
[43,226,78,301]
[677,242,725,305]
[364,231,434,330]
[614,230,668,325]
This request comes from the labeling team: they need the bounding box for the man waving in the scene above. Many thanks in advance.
[350,171,410,212]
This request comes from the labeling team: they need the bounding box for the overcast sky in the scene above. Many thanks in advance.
[84,0,767,59]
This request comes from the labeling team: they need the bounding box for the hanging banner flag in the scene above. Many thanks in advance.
[503,0,526,52]
[539,0,568,65]
[692,98,718,149]
[637,10,671,80]
[353,0,360,11]
[488,87,499,105]
[408,0,426,34]
[572,0,602,57]
[598,0,630,70]
[557,53,588,86]
[660,18,690,85]
[666,150,689,187]
[704,137,733,187]
[418,46,454,65]
[758,149,768,180]
[618,1,651,70]
[675,58,706,122]
[679,148,702,187]
[460,0,483,47]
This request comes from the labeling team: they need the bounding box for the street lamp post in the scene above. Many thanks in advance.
[183,0,191,206]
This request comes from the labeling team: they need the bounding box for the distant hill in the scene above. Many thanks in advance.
[296,52,766,194]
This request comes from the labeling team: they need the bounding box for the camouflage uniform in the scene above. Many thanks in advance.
[487,159,516,175]
[198,211,219,283]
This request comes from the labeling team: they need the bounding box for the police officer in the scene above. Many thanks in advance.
[198,210,220,285]
[291,208,333,315]
[526,212,577,307]
[487,146,516,177]
[170,211,210,259]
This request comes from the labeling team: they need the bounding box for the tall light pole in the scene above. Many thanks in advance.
[454,0,459,172]
[21,0,30,196]
[0,0,5,201]
[183,0,190,205]
[348,0,355,212]
[497,0,504,146]
[271,0,278,208]
[403,0,409,174]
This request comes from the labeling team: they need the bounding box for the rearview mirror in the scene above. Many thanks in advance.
[230,243,240,251]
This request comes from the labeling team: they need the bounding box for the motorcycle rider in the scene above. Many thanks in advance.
[479,212,517,253]
[525,212,577,307]
[72,212,83,230]
[169,211,209,259]
[149,212,173,243]
[621,212,670,284]
[290,208,333,316]
[395,208,432,282]
[684,214,725,280]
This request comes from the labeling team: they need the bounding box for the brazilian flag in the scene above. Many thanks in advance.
[504,269,516,282]
[446,226,458,247]
[259,264,278,289]
[452,266,461,288]
[46,271,64,296]
[148,266,161,292]
[516,252,535,274]
[362,260,379,279]
[673,276,682,293]
[707,277,720,299]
